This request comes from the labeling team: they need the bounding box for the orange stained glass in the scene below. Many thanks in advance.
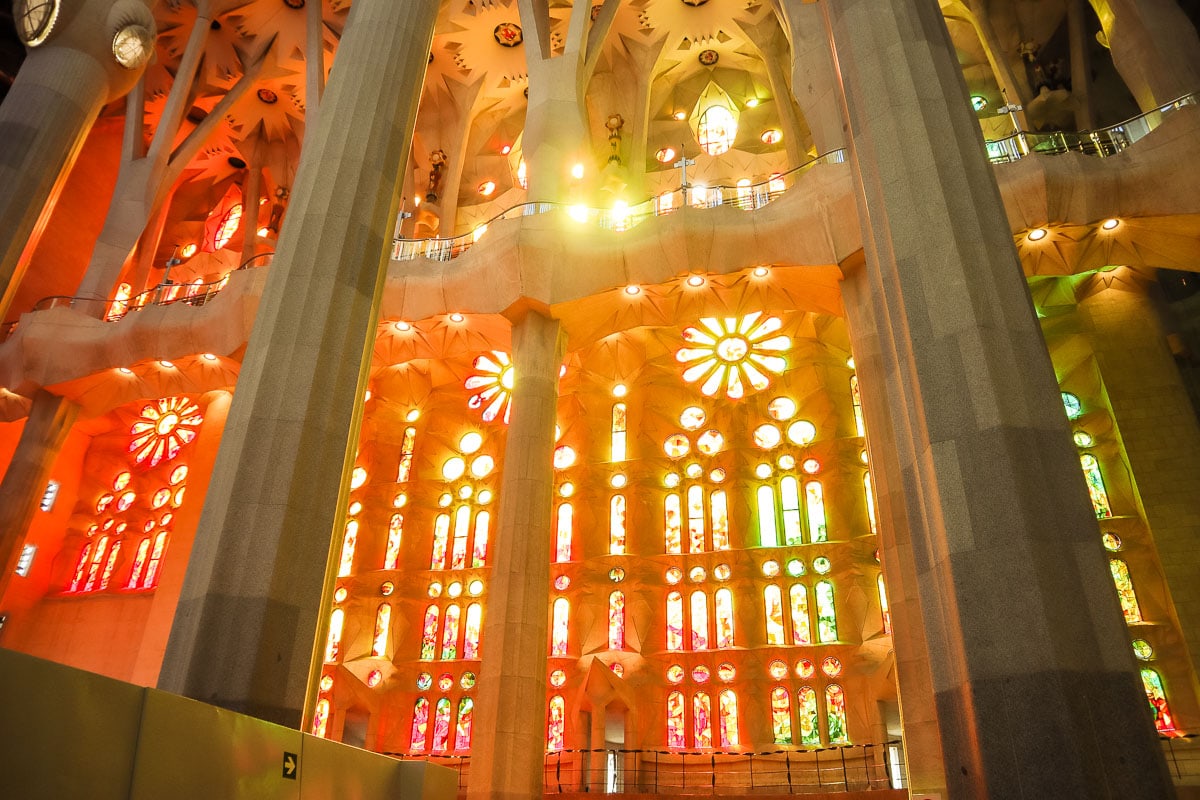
[757,485,778,547]
[451,506,471,569]
[805,481,827,542]
[547,695,566,751]
[431,513,450,569]
[472,511,490,567]
[128,397,203,467]
[312,699,330,738]
[609,591,626,650]
[764,585,786,644]
[107,283,132,321]
[718,690,739,747]
[864,472,878,535]
[69,543,93,591]
[666,591,685,650]
[1142,668,1176,734]
[552,597,570,656]
[687,485,705,553]
[826,684,849,744]
[1110,559,1143,623]
[464,603,482,659]
[1081,454,1112,518]
[693,692,712,748]
[850,375,865,437]
[798,687,820,745]
[710,490,730,550]
[410,698,430,751]
[816,581,838,642]
[420,605,439,660]
[372,604,391,657]
[143,532,168,588]
[466,351,515,424]
[612,403,628,462]
[397,427,417,483]
[878,574,892,634]
[780,476,803,545]
[455,697,475,750]
[441,604,461,659]
[98,541,122,590]
[665,493,683,554]
[432,697,452,752]
[771,687,793,744]
[555,503,573,563]
[126,538,150,589]
[667,691,686,748]
[325,609,344,663]
[385,514,404,570]
[83,536,109,592]
[790,584,811,645]
[610,495,627,555]
[338,520,358,577]
[714,588,735,649]
[690,591,709,650]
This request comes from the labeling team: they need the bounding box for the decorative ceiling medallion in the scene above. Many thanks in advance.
[257,88,279,105]
[682,0,710,5]
[698,49,719,67]
[494,22,523,47]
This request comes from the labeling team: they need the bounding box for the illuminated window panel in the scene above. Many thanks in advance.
[338,520,358,577]
[758,485,779,547]
[687,486,705,553]
[83,536,110,592]
[312,699,330,738]
[431,514,450,569]
[1110,559,1143,623]
[143,532,169,588]
[693,691,713,748]
[552,597,570,656]
[612,404,628,462]
[665,493,683,554]
[126,539,150,588]
[548,695,566,751]
[764,585,786,645]
[816,581,838,643]
[432,698,452,752]
[677,314,790,399]
[790,584,812,645]
[610,496,627,555]
[472,511,490,567]
[1080,454,1112,518]
[555,503,574,563]
[718,690,739,747]
[325,609,344,663]
[464,603,482,659]
[441,604,461,659]
[805,482,828,542]
[451,506,471,569]
[667,591,685,650]
[691,591,710,650]
[666,691,687,748]
[771,687,793,744]
[710,490,730,550]
[780,476,803,545]
[864,472,878,535]
[878,575,892,635]
[411,698,430,751]
[609,591,626,649]
[455,697,474,750]
[385,513,404,569]
[372,604,391,657]
[420,605,439,660]
[1141,668,1177,734]
[98,541,122,590]
[850,375,866,437]
[826,684,849,744]
[798,687,821,746]
[395,427,418,483]
[69,543,93,592]
[128,397,203,467]
[714,588,735,649]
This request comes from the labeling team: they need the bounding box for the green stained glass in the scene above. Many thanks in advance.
[826,684,849,744]
[816,581,838,643]
[1062,392,1082,419]
[798,687,820,746]
[771,687,793,744]
[1080,454,1112,518]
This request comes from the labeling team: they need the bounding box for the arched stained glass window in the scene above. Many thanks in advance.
[555,503,573,563]
[411,698,430,751]
[98,541,122,590]
[431,514,450,569]
[372,604,391,657]
[1080,454,1112,518]
[442,604,461,659]
[714,588,735,649]
[1141,668,1177,734]
[455,697,475,750]
[69,543,93,592]
[338,520,358,577]
[693,692,713,748]
[864,472,878,535]
[687,485,705,553]
[397,427,417,483]
[312,699,330,738]
[420,605,439,660]
[667,591,684,651]
[472,511,490,567]
[385,513,404,570]
[718,690,739,747]
[126,539,150,589]
[665,493,683,554]
[790,584,811,645]
[764,585,786,645]
[780,476,803,545]
[83,536,109,592]
[552,597,570,656]
[464,603,483,659]
[432,697,452,752]
[816,581,838,643]
[610,495,627,555]
[878,575,892,635]
[711,490,730,550]
[143,531,169,588]
[826,684,849,744]
[451,506,471,569]
[1110,559,1143,623]
[612,403,627,462]
[798,687,820,746]
[771,687,793,744]
[609,591,626,650]
[698,105,737,156]
[325,609,344,663]
[667,691,686,748]
[691,591,709,650]
[548,695,566,751]
[805,482,827,542]
[851,375,865,437]
[758,485,779,547]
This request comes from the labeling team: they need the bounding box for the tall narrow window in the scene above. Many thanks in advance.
[667,591,684,651]
[826,684,849,744]
[372,604,392,657]
[555,503,574,563]
[397,427,417,483]
[432,698,452,752]
[464,603,482,659]
[451,506,471,569]
[878,575,892,635]
[69,543,93,591]
[718,690,739,747]
[455,697,475,750]
[1110,560,1143,623]
[714,588,735,649]
[411,698,430,751]
[850,375,866,437]
[1141,668,1177,734]
[687,485,705,553]
[667,691,686,748]
[472,511,490,567]
[384,513,404,570]
[338,521,358,577]
[790,584,812,645]
[864,472,878,535]
[805,481,828,542]
[83,536,109,592]
[798,687,820,746]
[548,695,566,751]
[610,495,627,555]
[143,532,168,588]
[441,604,461,659]
[665,494,683,554]
[612,403,627,462]
[98,541,122,590]
[431,514,450,569]
[325,609,344,663]
[758,485,779,547]
[710,490,730,550]
[126,539,150,589]
[1080,454,1112,518]
[312,699,330,739]
[690,591,709,650]
[420,605,439,660]
[552,597,570,656]
[764,585,786,645]
[780,476,803,545]
[693,692,713,748]
[816,581,838,643]
[609,591,626,650]
[771,687,793,744]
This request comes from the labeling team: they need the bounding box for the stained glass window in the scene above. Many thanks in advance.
[826,684,849,744]
[1141,668,1176,734]
[685,486,705,553]
[610,495,627,555]
[693,692,713,748]
[711,490,730,550]
[697,105,737,156]
[612,404,627,462]
[411,698,430,751]
[816,581,838,643]
[472,511,490,567]
[547,695,566,751]
[677,314,789,398]
[850,375,866,437]
[451,506,471,569]
[431,514,450,569]
[552,597,570,656]
[773,476,801,546]
[771,687,793,744]
[764,585,786,645]
[455,697,474,750]
[126,539,150,589]
[690,591,710,650]
[556,503,573,562]
[790,584,812,645]
[798,687,820,746]
[1062,392,1082,420]
[758,486,779,547]
[667,592,684,650]
[372,604,391,657]
[325,609,344,663]
[385,513,404,570]
[715,588,735,649]
[397,427,417,483]
[420,605,439,660]
[609,591,626,650]
[98,541,122,590]
[442,604,461,659]
[82,536,108,591]
[1110,559,1143,623]
[432,697,452,752]
[805,482,827,542]
[878,574,892,635]
[718,690,739,747]
[69,543,92,591]
[1080,454,1112,518]
[464,603,482,659]
[864,472,878,535]
[338,520,358,577]
[666,691,686,747]
[665,494,683,554]
[312,699,330,738]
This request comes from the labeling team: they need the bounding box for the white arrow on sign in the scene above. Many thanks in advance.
[282,752,298,779]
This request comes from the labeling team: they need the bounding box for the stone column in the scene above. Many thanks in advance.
[825,0,1172,796]
[467,310,565,800]
[157,0,437,727]
[776,0,846,155]
[0,391,79,601]
[1092,0,1200,111]
[1067,0,1097,130]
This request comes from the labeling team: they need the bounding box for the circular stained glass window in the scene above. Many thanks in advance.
[777,454,795,470]
[822,657,843,678]
[802,458,821,474]
[428,582,443,598]
[554,575,570,591]
[786,559,806,577]
[554,446,577,469]
[1132,639,1153,661]
[471,455,495,478]
[559,482,574,497]
[685,463,703,479]
[461,672,477,689]
[664,472,681,488]
[713,564,731,581]
[170,465,189,485]
[667,665,685,684]
[394,493,407,508]
[438,493,453,507]
[716,336,749,362]
[438,674,454,691]
[460,432,484,454]
[717,663,736,682]
[762,560,780,577]
[478,489,493,504]
[609,568,625,582]
[366,670,383,688]
[1102,533,1122,552]
[692,665,711,683]
[320,675,334,692]
[754,424,782,449]
[768,397,797,421]
[442,457,466,481]
[1073,431,1094,447]
[116,492,137,512]
[611,474,627,488]
[351,467,368,489]
[787,420,817,445]
[768,660,788,680]
[447,581,463,598]
[96,494,114,513]
[689,566,706,583]
[709,468,726,483]
[680,407,706,430]
[550,669,567,687]
[664,434,691,458]
[795,658,815,679]
[1062,392,1082,420]
[381,581,395,596]
[334,587,347,603]
[113,472,132,491]
[697,430,724,455]
[665,567,683,585]
[468,580,484,596]
[417,672,433,690]
[755,463,773,479]
[813,557,831,575]
[459,486,473,500]
[611,663,624,677]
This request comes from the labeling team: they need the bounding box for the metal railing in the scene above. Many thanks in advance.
[985,91,1198,164]
[1163,733,1200,783]
[391,150,848,264]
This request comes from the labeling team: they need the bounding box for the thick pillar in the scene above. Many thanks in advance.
[0,391,79,601]
[157,0,437,726]
[1067,0,1096,130]
[824,0,1173,796]
[467,310,565,800]
[777,0,846,154]
[1092,0,1200,110]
